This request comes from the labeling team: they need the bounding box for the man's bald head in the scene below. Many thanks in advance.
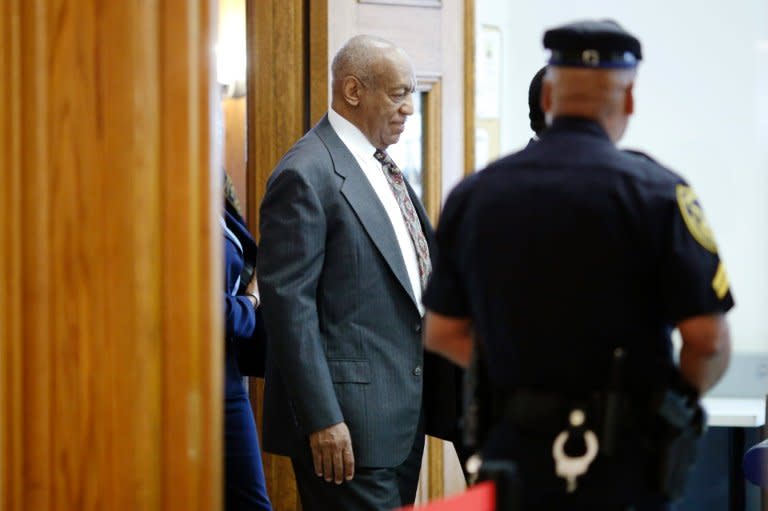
[330,35,416,149]
[542,67,636,142]
[331,35,403,93]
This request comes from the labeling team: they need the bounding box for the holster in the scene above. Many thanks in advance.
[651,387,706,499]
[463,341,496,453]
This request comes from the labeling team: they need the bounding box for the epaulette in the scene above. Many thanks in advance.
[621,148,684,186]
[622,148,659,164]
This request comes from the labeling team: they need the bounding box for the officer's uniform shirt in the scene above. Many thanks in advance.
[423,116,734,507]
[424,117,734,398]
[424,18,735,507]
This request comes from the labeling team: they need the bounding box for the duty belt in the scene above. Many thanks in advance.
[501,390,615,431]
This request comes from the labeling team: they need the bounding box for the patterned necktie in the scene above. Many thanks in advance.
[374,149,432,291]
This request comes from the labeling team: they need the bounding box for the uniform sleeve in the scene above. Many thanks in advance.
[422,180,472,318]
[659,182,734,323]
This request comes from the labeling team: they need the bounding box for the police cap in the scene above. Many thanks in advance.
[544,19,642,69]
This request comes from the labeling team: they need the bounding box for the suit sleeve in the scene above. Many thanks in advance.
[257,168,344,435]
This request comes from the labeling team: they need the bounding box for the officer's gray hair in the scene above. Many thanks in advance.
[331,35,396,91]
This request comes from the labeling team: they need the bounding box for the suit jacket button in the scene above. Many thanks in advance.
[413,365,422,376]
[414,322,422,333]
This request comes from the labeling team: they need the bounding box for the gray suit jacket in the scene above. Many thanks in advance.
[258,115,459,468]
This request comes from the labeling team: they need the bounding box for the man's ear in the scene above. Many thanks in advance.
[541,80,552,114]
[342,76,363,107]
[624,82,635,115]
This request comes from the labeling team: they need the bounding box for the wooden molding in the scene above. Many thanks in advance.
[418,75,445,499]
[223,97,248,207]
[359,0,441,7]
[1,3,34,507]
[463,0,476,176]
[419,76,443,226]
[309,0,329,126]
[246,0,306,234]
[246,1,314,510]
[427,437,446,500]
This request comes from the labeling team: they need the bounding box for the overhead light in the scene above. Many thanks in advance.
[756,40,768,52]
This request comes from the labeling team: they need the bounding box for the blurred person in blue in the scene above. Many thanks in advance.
[222,174,272,511]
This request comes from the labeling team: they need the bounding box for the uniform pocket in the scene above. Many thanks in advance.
[327,359,371,383]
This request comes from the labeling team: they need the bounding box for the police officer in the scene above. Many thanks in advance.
[423,19,733,510]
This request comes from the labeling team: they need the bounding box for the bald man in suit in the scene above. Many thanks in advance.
[257,35,460,510]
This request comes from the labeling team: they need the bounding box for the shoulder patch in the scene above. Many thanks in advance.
[676,184,718,253]
[712,262,730,299]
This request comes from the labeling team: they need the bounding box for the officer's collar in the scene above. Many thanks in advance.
[546,116,610,140]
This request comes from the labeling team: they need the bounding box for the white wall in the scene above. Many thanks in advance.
[476,0,768,353]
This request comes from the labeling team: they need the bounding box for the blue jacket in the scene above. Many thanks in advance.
[224,204,266,394]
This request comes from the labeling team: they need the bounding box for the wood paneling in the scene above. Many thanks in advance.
[464,0,476,176]
[0,3,25,508]
[224,97,248,205]
[246,1,312,510]
[357,5,444,73]
[247,0,306,236]
[420,77,446,500]
[422,79,443,225]
[359,0,442,6]
[220,0,247,207]
[309,0,329,126]
[0,1,221,510]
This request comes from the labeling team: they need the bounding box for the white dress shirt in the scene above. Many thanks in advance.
[328,108,424,315]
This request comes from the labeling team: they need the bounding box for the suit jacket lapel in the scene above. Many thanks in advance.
[314,116,419,310]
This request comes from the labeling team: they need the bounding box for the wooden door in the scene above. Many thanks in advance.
[0,1,221,510]
[245,3,315,510]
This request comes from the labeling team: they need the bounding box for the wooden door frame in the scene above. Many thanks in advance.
[417,74,444,499]
[246,1,328,509]
[418,75,443,226]
[464,0,475,176]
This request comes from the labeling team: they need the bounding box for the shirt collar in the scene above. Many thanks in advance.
[328,108,378,162]
[546,116,611,140]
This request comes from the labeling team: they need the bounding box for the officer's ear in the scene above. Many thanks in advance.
[624,82,635,115]
[541,79,552,114]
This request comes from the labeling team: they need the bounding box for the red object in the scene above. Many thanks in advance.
[398,481,496,511]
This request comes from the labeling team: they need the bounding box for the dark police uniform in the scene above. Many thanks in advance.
[423,20,734,511]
